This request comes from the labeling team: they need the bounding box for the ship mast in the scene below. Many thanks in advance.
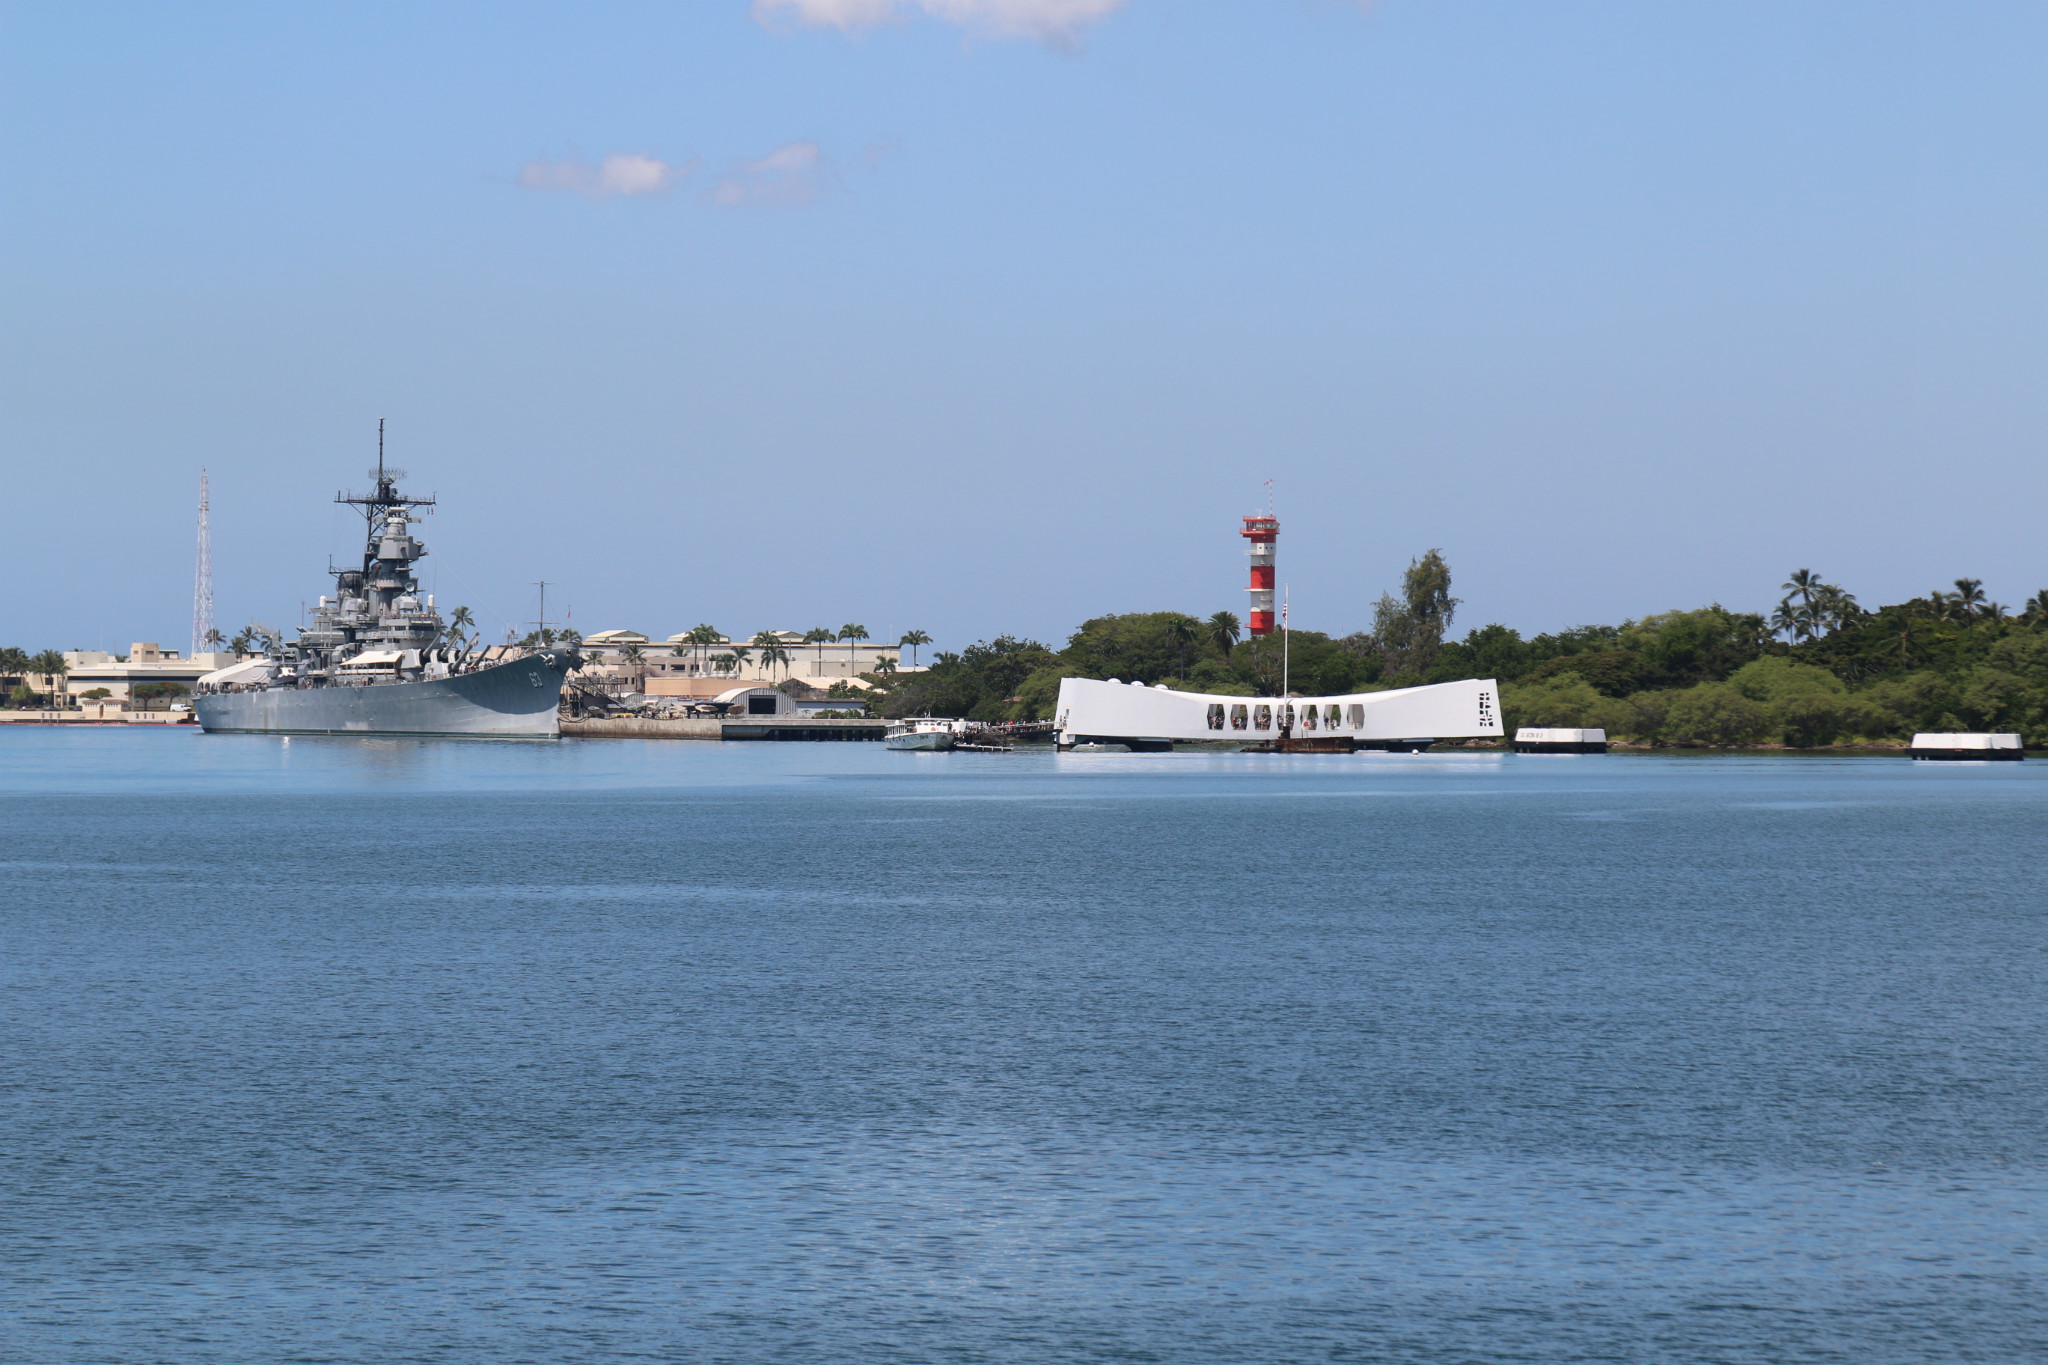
[335,418,435,575]
[191,469,214,660]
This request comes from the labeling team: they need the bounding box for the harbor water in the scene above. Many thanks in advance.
[2,730,2044,1363]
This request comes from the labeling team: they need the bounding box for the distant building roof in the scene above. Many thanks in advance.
[585,629,650,644]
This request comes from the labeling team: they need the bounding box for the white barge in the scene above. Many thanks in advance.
[1514,727,1608,754]
[1908,733,2024,761]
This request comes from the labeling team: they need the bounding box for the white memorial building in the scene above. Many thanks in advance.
[1054,676,1502,751]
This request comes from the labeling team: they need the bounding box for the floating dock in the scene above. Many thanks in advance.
[1514,727,1609,754]
[1909,732,2024,761]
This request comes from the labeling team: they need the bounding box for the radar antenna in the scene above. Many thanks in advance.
[191,469,214,660]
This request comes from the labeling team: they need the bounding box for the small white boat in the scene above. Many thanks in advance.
[885,718,960,751]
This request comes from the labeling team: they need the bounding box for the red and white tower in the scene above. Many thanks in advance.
[1241,510,1279,636]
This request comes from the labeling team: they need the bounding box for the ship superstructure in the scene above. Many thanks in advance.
[286,442,450,685]
[194,425,576,737]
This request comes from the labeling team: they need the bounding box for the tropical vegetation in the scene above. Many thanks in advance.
[862,557,2048,747]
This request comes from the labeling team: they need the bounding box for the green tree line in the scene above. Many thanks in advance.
[866,559,2048,747]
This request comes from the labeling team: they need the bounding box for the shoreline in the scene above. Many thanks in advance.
[0,721,2034,758]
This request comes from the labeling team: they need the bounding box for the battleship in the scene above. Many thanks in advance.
[194,429,577,737]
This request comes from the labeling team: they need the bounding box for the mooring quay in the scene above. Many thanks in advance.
[561,716,887,741]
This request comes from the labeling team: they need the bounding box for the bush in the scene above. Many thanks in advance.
[1660,683,1772,747]
[1728,656,1845,703]
[1503,674,1612,732]
[1183,659,1256,696]
[1518,649,1645,697]
[1773,691,1856,747]
[1957,667,2036,735]
[1616,688,1682,740]
[1858,672,1955,734]
[1012,666,1072,720]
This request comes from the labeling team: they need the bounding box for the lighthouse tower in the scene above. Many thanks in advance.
[1240,511,1279,636]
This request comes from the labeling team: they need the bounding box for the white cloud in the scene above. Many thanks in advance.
[712,140,833,208]
[752,0,899,30]
[752,0,1125,50]
[517,152,693,199]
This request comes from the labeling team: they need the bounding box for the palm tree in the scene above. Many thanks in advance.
[203,627,226,652]
[872,656,897,679]
[1775,569,1845,642]
[2021,590,2048,627]
[1206,611,1240,657]
[728,646,753,677]
[1,646,30,706]
[838,623,868,680]
[1772,598,1822,643]
[1952,578,1988,618]
[898,629,931,668]
[621,644,645,683]
[1782,568,1821,613]
[29,649,67,708]
[1163,614,1199,682]
[1890,614,1930,667]
[804,627,833,680]
[1810,583,1859,635]
[689,623,721,673]
[709,651,736,676]
[752,632,790,681]
[449,605,475,648]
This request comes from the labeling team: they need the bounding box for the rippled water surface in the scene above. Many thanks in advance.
[3,730,2044,1363]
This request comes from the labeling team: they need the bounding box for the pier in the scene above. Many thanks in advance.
[560,716,886,741]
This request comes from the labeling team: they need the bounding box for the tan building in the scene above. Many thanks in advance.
[61,645,238,704]
[577,628,919,688]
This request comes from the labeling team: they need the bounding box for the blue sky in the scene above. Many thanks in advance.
[3,0,2043,654]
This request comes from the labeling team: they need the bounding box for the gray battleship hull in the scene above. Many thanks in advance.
[195,653,573,738]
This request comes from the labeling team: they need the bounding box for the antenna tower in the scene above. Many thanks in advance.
[191,469,215,659]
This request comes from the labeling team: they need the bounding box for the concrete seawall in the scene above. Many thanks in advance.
[561,716,886,741]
